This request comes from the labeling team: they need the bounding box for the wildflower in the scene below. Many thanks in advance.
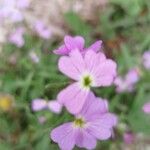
[114,68,139,93]
[9,27,25,47]
[29,51,40,63]
[142,102,150,114]
[38,116,47,124]
[34,20,52,39]
[57,49,117,114]
[53,35,102,55]
[142,50,150,70]
[123,132,135,144]
[0,94,14,112]
[31,98,62,114]
[0,0,23,22]
[51,93,117,150]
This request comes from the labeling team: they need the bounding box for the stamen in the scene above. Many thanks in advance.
[83,76,92,87]
[73,117,85,128]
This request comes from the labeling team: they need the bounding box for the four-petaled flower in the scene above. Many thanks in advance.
[57,49,117,114]
[51,93,117,150]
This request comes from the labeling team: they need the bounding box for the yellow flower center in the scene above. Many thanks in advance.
[73,117,85,128]
[83,76,92,87]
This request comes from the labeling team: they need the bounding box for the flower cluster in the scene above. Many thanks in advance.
[0,0,29,22]
[47,35,118,150]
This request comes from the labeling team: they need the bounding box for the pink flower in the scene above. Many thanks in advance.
[123,132,135,144]
[53,35,102,55]
[0,0,23,22]
[142,102,150,114]
[34,20,52,39]
[9,27,25,47]
[51,93,117,150]
[114,68,139,93]
[38,116,47,124]
[57,49,117,114]
[31,99,62,114]
[143,50,150,70]
[29,51,40,63]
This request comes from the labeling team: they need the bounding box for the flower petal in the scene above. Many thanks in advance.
[79,95,109,120]
[125,69,139,84]
[98,113,118,128]
[57,83,89,114]
[88,123,112,140]
[47,100,62,114]
[64,35,85,50]
[58,56,80,80]
[50,123,75,150]
[76,129,97,149]
[74,36,85,50]
[95,76,115,86]
[96,98,109,113]
[31,99,47,111]
[94,59,117,86]
[87,40,103,52]
[87,113,117,140]
[84,50,106,73]
[53,45,69,55]
[69,49,86,73]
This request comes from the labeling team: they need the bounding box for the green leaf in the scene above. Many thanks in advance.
[128,86,150,134]
[64,12,92,44]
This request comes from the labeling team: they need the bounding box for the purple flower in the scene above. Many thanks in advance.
[53,35,102,55]
[32,99,47,111]
[9,27,25,47]
[38,116,47,124]
[29,51,40,63]
[114,68,139,93]
[57,49,117,114]
[31,98,62,114]
[0,0,23,22]
[34,20,52,39]
[125,69,139,84]
[143,50,150,70]
[142,102,150,114]
[123,132,135,144]
[47,100,63,114]
[51,93,117,150]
